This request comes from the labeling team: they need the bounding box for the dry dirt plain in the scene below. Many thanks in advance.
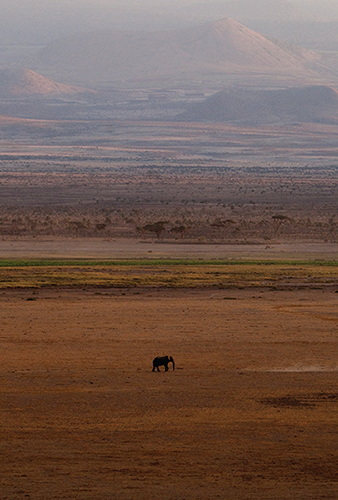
[0,120,338,499]
[0,286,338,500]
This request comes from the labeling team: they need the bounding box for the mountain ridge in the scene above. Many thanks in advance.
[0,68,91,97]
[34,18,320,86]
[177,85,338,125]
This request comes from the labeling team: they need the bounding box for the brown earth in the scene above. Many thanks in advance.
[0,286,338,499]
[0,237,338,261]
[0,117,337,498]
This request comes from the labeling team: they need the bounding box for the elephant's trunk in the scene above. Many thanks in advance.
[171,357,175,371]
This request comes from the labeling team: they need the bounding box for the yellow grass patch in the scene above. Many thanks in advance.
[0,262,336,289]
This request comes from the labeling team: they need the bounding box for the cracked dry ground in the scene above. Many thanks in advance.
[0,287,337,499]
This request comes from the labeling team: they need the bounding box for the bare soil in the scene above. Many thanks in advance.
[0,118,338,498]
[0,237,338,261]
[0,286,338,499]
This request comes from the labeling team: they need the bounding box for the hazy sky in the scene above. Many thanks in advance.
[0,0,336,7]
[0,0,338,46]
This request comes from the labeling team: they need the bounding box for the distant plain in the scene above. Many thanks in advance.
[0,119,337,246]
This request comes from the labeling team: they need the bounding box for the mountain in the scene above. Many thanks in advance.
[1,0,337,50]
[177,85,338,125]
[248,20,338,51]
[177,1,338,51]
[34,18,319,86]
[0,68,89,97]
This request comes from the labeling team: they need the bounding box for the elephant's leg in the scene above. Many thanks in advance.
[165,364,169,371]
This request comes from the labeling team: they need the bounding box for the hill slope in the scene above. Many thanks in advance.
[177,85,338,125]
[35,18,319,85]
[176,1,338,51]
[0,68,89,97]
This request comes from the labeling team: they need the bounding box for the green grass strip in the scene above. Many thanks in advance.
[0,258,337,267]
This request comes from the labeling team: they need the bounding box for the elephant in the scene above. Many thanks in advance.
[152,355,175,372]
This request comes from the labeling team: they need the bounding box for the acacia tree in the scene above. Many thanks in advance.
[272,214,291,235]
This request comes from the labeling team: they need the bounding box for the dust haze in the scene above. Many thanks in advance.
[1,0,338,44]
